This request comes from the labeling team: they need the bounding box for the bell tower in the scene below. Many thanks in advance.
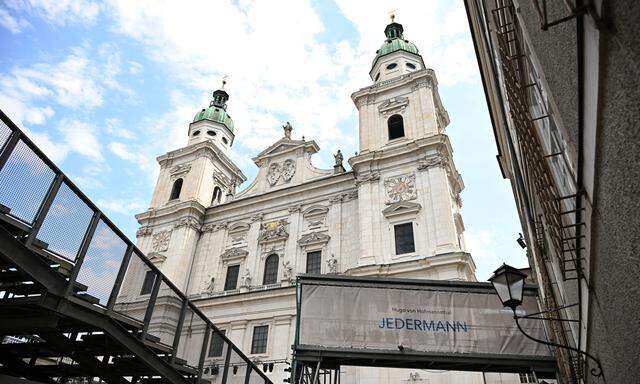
[133,82,246,289]
[349,19,474,280]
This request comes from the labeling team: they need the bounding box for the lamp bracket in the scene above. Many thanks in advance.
[514,314,603,378]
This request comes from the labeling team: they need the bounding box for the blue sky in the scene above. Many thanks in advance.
[0,0,527,280]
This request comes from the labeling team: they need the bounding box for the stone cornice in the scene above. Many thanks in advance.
[351,68,437,105]
[344,251,476,277]
[157,141,246,183]
[190,285,296,305]
[135,200,206,225]
[205,171,356,218]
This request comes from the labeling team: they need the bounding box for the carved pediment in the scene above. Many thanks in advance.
[228,221,250,234]
[298,232,330,247]
[253,138,319,164]
[302,205,329,217]
[221,247,248,261]
[382,201,422,218]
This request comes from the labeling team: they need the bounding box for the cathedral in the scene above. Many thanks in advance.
[117,20,526,384]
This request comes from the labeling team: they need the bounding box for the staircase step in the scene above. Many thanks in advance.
[74,292,100,304]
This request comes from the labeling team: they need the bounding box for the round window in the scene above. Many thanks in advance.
[192,130,201,136]
[222,137,228,145]
[207,130,216,136]
[386,63,398,70]
[406,62,417,70]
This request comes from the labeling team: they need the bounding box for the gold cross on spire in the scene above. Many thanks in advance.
[389,9,396,22]
[222,74,228,88]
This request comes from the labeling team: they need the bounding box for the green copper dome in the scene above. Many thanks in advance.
[192,86,234,132]
[372,21,420,67]
[192,106,234,132]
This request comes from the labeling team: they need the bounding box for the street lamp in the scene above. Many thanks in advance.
[488,263,527,311]
[488,263,603,378]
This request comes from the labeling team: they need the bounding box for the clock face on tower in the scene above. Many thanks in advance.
[384,174,418,204]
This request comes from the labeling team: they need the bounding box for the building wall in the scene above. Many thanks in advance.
[464,0,640,383]
[586,1,640,382]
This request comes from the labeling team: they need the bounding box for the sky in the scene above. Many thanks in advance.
[0,0,528,280]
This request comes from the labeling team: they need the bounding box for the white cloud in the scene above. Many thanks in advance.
[59,119,104,162]
[6,0,101,26]
[97,197,146,216]
[105,118,135,139]
[0,7,30,33]
[333,0,478,86]
[97,0,477,185]
[105,0,356,164]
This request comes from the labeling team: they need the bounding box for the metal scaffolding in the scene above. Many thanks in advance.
[0,109,272,384]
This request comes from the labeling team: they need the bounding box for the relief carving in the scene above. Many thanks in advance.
[384,174,418,204]
[174,217,201,232]
[267,159,297,186]
[170,163,191,177]
[136,226,152,237]
[152,231,171,252]
[417,148,449,171]
[259,220,289,242]
[355,172,380,186]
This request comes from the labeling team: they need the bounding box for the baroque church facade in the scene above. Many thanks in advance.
[119,20,525,384]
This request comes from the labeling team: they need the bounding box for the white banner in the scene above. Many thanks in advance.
[299,283,552,357]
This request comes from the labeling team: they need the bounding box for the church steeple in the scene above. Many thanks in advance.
[370,17,424,83]
[189,78,236,151]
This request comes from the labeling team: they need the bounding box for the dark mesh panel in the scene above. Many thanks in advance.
[227,347,248,384]
[249,367,267,384]
[37,182,94,260]
[175,306,209,368]
[148,280,182,347]
[0,140,55,224]
[113,252,152,322]
[0,119,11,150]
[75,220,127,305]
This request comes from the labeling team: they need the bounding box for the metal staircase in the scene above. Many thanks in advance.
[0,110,272,384]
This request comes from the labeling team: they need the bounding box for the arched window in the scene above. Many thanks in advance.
[388,114,405,140]
[212,186,222,205]
[169,178,183,200]
[263,254,279,285]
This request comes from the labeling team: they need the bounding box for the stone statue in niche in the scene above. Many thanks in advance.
[327,254,338,274]
[384,174,417,204]
[282,261,293,282]
[203,275,215,295]
[240,268,252,288]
